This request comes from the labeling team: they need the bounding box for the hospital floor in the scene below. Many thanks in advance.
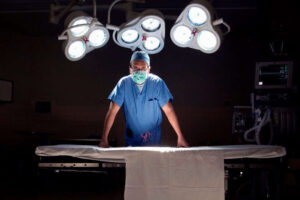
[1,146,300,199]
[1,167,300,200]
[0,168,126,200]
[0,145,124,200]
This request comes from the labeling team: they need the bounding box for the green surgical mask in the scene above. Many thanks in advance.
[131,70,147,84]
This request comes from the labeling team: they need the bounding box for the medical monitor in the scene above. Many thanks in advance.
[255,61,293,89]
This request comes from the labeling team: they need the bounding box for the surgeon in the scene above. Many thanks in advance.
[99,51,188,147]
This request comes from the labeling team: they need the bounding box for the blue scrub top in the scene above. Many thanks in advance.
[108,73,173,146]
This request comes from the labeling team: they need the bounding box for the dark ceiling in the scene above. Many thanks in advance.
[0,0,258,13]
[0,0,258,35]
[0,0,298,45]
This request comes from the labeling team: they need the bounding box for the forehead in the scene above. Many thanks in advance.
[131,60,148,67]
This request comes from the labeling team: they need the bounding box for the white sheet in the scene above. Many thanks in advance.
[35,145,286,200]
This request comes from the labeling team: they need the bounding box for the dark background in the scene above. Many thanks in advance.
[0,0,299,199]
[0,0,298,146]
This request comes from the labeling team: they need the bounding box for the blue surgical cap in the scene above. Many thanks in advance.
[130,51,150,66]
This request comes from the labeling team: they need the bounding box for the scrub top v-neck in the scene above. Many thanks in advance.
[108,73,173,146]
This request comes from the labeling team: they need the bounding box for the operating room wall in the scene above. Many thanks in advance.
[0,3,298,147]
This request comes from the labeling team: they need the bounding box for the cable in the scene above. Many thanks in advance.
[243,108,273,145]
[244,109,266,143]
[58,0,98,40]
[255,109,273,145]
[254,110,268,144]
[112,30,121,46]
[213,18,231,35]
[93,0,97,18]
[222,21,231,35]
[107,0,124,25]
[58,23,90,40]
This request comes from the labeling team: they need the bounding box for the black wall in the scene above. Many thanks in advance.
[0,0,299,147]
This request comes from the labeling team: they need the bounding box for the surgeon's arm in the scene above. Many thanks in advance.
[162,101,189,147]
[99,101,121,148]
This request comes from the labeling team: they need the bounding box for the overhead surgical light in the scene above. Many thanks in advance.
[170,0,230,54]
[58,0,109,61]
[141,18,161,32]
[172,25,193,45]
[107,8,165,54]
[121,29,139,43]
[70,18,90,37]
[55,0,231,61]
[187,6,207,26]
[67,40,86,59]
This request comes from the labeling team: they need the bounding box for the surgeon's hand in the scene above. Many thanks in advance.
[99,139,110,148]
[177,136,189,147]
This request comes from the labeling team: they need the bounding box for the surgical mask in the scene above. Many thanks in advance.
[131,70,147,84]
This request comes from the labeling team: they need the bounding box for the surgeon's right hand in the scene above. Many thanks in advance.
[99,139,110,148]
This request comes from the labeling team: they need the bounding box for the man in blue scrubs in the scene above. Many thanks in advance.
[99,51,188,147]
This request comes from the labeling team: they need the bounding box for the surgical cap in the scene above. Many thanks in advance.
[130,51,150,66]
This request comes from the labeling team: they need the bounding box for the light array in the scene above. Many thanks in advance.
[170,0,230,53]
[114,9,165,54]
[58,11,109,61]
[58,0,230,61]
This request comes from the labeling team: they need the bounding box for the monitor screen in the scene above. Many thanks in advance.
[255,61,293,89]
[0,79,13,102]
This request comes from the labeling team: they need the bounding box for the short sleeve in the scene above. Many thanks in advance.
[158,80,173,108]
[108,79,125,107]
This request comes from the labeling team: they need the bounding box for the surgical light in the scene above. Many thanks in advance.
[173,25,193,45]
[170,0,230,54]
[187,7,207,26]
[70,18,89,37]
[88,29,108,47]
[67,40,86,59]
[197,30,217,51]
[56,0,231,60]
[58,8,109,61]
[109,9,165,54]
[141,18,161,32]
[121,29,139,43]
[143,36,160,51]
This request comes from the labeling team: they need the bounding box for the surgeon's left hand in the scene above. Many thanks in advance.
[177,136,189,147]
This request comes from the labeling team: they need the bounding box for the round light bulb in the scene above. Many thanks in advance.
[197,30,218,51]
[88,29,107,47]
[67,40,86,59]
[121,29,139,43]
[143,36,160,51]
[187,7,207,26]
[173,25,193,45]
[70,19,89,37]
[141,18,161,32]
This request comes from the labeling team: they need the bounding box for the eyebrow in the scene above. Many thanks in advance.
[131,65,148,68]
